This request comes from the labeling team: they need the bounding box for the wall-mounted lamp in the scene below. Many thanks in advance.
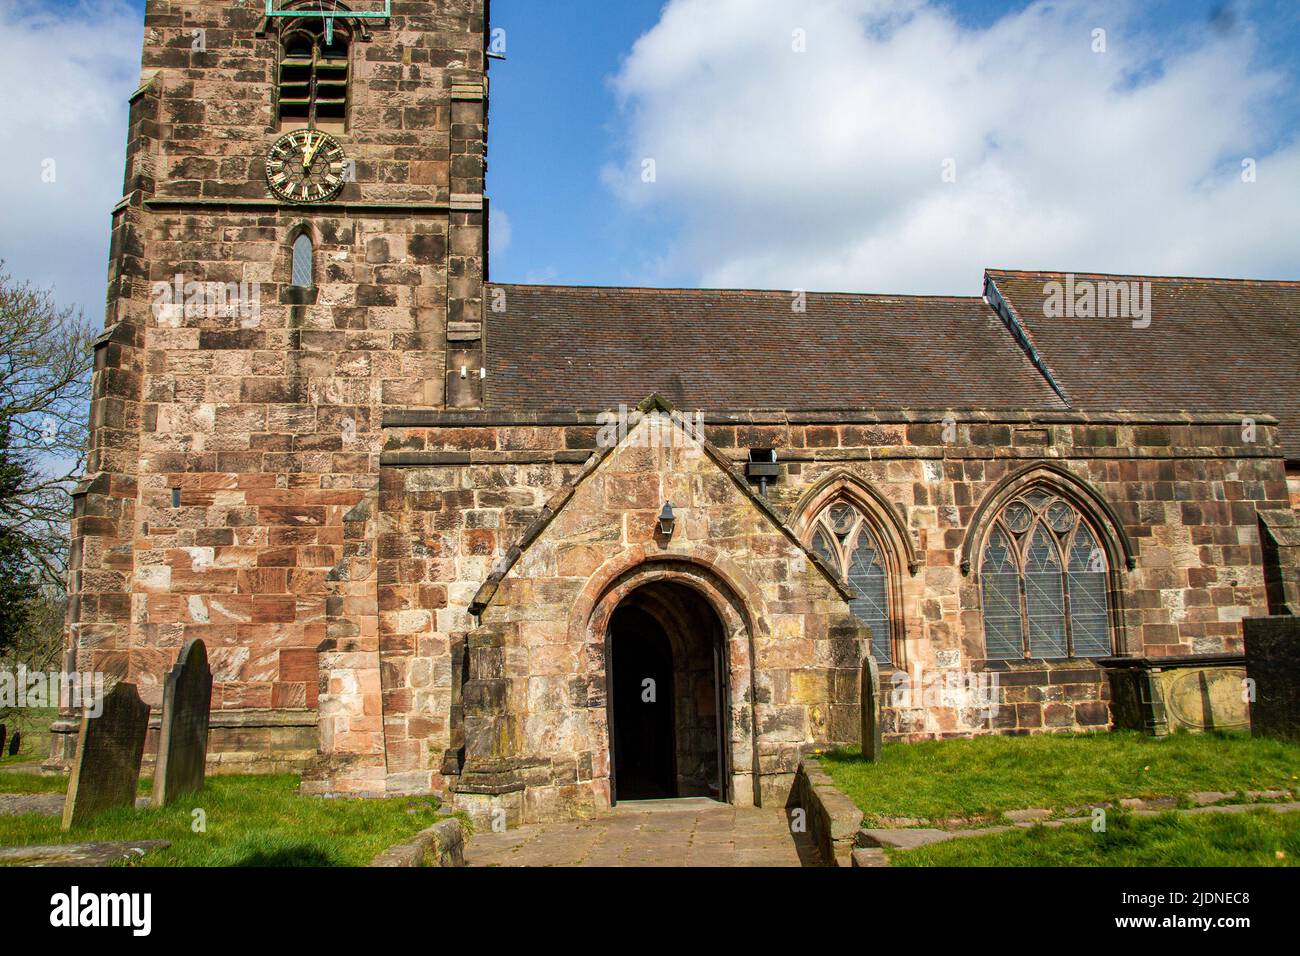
[658,502,676,536]
[745,448,780,497]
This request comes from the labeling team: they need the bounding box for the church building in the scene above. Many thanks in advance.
[57,1,1300,826]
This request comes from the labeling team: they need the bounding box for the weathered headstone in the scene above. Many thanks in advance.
[0,724,7,756]
[62,682,150,830]
[151,639,213,807]
[7,731,19,756]
[1245,616,1300,742]
[860,655,882,763]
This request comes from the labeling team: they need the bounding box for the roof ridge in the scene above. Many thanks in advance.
[492,282,986,301]
[986,268,1300,287]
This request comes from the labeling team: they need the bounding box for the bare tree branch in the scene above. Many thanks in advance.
[0,261,95,590]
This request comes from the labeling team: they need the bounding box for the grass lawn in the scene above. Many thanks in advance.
[0,774,448,866]
[822,731,1300,826]
[0,707,55,766]
[0,772,69,794]
[892,809,1300,867]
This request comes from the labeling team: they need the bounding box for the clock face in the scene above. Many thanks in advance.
[265,129,347,204]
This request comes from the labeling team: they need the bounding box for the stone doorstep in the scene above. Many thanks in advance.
[612,796,726,815]
[857,801,1300,855]
[369,817,465,867]
[0,840,169,867]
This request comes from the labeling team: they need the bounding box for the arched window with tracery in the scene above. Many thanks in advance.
[809,501,896,665]
[979,489,1113,660]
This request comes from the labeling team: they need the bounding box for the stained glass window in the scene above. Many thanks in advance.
[810,500,896,665]
[980,491,1114,660]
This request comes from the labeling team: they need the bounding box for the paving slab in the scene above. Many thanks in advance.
[465,800,821,867]
[0,841,169,867]
[0,793,150,818]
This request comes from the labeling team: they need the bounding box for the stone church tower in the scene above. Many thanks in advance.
[58,0,491,794]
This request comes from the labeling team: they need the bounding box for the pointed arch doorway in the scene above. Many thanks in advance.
[605,581,731,806]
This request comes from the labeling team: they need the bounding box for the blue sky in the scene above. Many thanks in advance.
[2,0,1298,316]
[488,0,1300,290]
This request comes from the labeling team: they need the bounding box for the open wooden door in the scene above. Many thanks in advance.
[712,633,730,803]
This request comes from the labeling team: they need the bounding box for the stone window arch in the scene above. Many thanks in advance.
[808,502,899,665]
[793,472,916,668]
[978,488,1116,660]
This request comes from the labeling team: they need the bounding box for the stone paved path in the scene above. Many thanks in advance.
[0,793,149,817]
[0,840,170,867]
[464,797,823,867]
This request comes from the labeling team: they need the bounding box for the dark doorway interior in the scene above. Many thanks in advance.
[609,606,676,799]
[607,582,729,805]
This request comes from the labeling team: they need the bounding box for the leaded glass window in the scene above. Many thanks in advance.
[810,501,895,664]
[291,233,314,288]
[979,490,1113,659]
[980,528,1023,660]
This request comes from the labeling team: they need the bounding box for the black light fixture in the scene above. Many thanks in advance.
[658,502,676,536]
[746,448,779,497]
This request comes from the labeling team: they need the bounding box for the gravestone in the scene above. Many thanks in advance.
[0,724,6,756]
[860,655,882,762]
[8,731,20,756]
[62,682,150,830]
[151,639,213,808]
[1244,616,1300,742]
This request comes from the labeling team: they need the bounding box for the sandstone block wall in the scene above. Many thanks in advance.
[380,407,1291,798]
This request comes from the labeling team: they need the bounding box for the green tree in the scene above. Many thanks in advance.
[0,416,36,653]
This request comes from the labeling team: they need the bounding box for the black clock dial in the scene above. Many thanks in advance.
[266,129,347,204]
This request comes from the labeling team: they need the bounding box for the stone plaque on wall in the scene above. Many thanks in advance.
[151,639,214,808]
[62,682,150,830]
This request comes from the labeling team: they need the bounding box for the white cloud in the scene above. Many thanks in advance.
[489,204,512,256]
[604,0,1300,294]
[0,1,142,316]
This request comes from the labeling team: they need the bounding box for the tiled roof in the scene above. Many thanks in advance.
[485,285,1068,413]
[986,270,1300,460]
